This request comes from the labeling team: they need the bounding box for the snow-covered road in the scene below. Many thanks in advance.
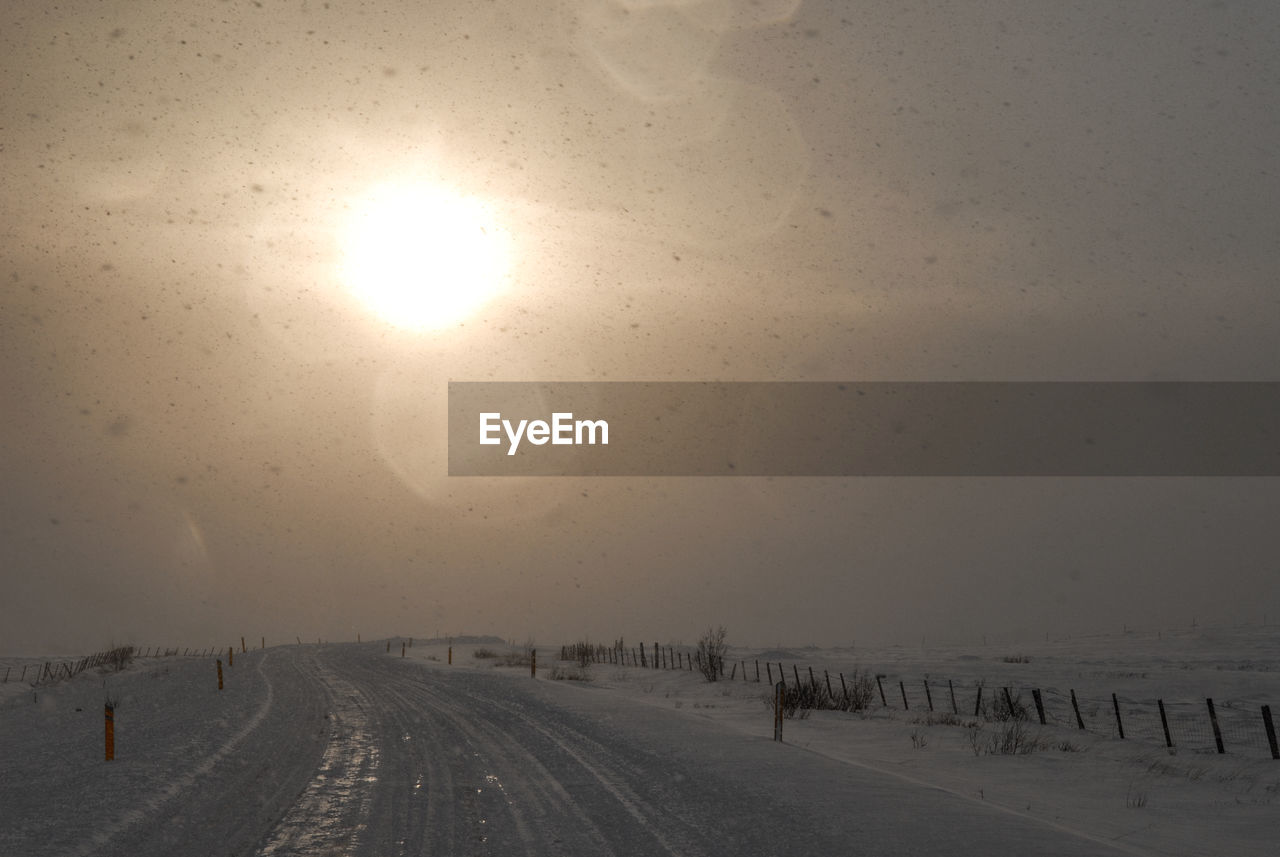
[1,644,1149,856]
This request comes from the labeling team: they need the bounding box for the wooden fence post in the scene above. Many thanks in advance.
[1070,689,1085,729]
[401,641,405,658]
[531,649,537,678]
[924,679,933,712]
[217,660,223,690]
[876,674,887,707]
[1158,699,1173,748]
[766,663,773,685]
[825,670,834,701]
[241,636,246,653]
[1207,698,1224,754]
[228,647,233,667]
[974,684,983,718]
[1032,689,1046,725]
[899,680,909,710]
[793,664,801,690]
[949,679,957,714]
[448,646,452,665]
[1112,693,1125,739]
[839,672,848,705]
[755,660,760,682]
[1262,705,1279,760]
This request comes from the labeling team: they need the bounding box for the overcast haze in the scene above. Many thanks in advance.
[3,0,1278,655]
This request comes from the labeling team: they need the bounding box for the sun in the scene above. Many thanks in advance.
[338,182,512,331]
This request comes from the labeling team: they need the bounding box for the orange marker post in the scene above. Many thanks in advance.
[104,703,115,761]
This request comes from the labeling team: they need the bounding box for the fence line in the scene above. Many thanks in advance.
[1,644,226,688]
[564,639,1278,761]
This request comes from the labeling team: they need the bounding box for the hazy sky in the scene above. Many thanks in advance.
[3,0,1278,655]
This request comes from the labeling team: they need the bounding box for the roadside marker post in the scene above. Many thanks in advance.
[774,681,785,742]
[104,703,115,761]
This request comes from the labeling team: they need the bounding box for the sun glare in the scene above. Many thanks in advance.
[338,182,512,331]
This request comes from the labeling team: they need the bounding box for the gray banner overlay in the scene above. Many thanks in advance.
[448,382,1280,476]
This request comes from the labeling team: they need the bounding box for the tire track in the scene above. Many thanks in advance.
[81,653,278,857]
[375,672,616,857]
[356,655,712,857]
[255,658,380,856]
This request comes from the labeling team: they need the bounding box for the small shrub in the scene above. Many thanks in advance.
[549,665,590,681]
[841,668,878,711]
[913,711,969,727]
[695,626,728,682]
[966,725,981,756]
[990,689,1031,722]
[968,720,1042,755]
[473,648,499,659]
[566,640,595,669]
[998,720,1041,754]
[494,649,531,668]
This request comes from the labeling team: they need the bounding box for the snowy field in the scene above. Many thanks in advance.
[0,624,1276,856]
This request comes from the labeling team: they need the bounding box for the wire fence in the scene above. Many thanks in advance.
[0,645,227,687]
[570,641,1280,761]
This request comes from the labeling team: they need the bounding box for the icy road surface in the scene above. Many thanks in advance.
[0,644,1146,856]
